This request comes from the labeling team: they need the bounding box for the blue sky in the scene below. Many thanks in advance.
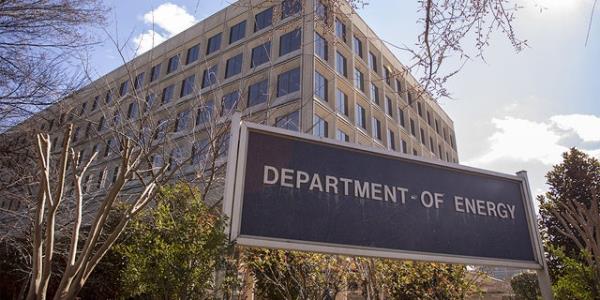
[90,0,600,197]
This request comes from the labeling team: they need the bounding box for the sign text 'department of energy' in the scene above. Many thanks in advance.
[226,123,543,269]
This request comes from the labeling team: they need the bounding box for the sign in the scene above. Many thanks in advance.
[225,122,544,269]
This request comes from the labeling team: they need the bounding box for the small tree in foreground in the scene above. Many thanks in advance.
[25,125,169,300]
[538,148,600,297]
[115,184,235,299]
[510,272,539,300]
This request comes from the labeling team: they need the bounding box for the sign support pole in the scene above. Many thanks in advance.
[517,171,553,300]
[223,112,242,239]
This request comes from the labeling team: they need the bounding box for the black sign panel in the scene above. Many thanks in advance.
[233,126,538,265]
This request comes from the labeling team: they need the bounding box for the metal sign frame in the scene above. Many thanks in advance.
[224,119,545,269]
[223,116,553,299]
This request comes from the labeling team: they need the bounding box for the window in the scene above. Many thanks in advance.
[275,111,299,131]
[370,83,379,104]
[336,89,348,116]
[402,139,408,154]
[97,116,106,132]
[72,127,80,142]
[369,52,377,72]
[96,169,105,189]
[254,7,273,31]
[335,18,346,42]
[435,119,440,134]
[112,110,121,126]
[314,71,328,101]
[154,119,168,140]
[174,111,190,132]
[372,118,382,140]
[152,155,164,169]
[439,144,443,158]
[281,0,301,19]
[277,68,300,97]
[335,51,347,77]
[450,134,455,149]
[248,79,269,107]
[191,139,209,164]
[313,115,328,138]
[385,97,393,117]
[354,68,364,92]
[353,36,363,58]
[229,21,246,44]
[251,42,271,68]
[222,91,240,116]
[280,29,301,56]
[104,138,114,157]
[127,102,138,119]
[206,33,222,55]
[225,53,243,78]
[119,80,129,97]
[180,74,196,97]
[196,100,213,125]
[145,94,155,112]
[91,96,99,111]
[413,149,418,156]
[134,72,145,90]
[427,111,432,126]
[356,104,366,129]
[201,65,218,88]
[186,44,200,64]
[430,137,435,152]
[79,102,87,116]
[167,55,179,74]
[420,128,426,145]
[396,79,402,93]
[398,108,405,127]
[316,0,328,21]
[410,119,416,136]
[84,122,92,138]
[336,129,350,142]
[384,67,392,85]
[111,166,120,183]
[314,32,328,60]
[161,84,175,104]
[150,64,161,82]
[388,130,396,150]
[408,91,414,105]
[417,102,423,117]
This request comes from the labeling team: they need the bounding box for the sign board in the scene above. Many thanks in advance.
[224,121,544,270]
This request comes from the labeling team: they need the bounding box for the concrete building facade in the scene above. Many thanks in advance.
[1,0,458,212]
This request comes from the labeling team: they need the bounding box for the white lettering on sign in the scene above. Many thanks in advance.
[262,165,517,220]
[454,196,516,219]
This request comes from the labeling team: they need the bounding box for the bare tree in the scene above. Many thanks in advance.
[0,0,108,129]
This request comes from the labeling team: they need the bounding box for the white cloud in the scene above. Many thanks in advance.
[471,117,568,165]
[132,30,167,54]
[466,114,600,167]
[133,3,197,54]
[550,114,600,142]
[142,3,197,36]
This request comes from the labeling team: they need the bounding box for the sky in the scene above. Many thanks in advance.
[89,0,600,199]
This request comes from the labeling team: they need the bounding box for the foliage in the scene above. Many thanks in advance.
[115,184,234,299]
[510,272,539,300]
[243,248,475,299]
[378,260,475,299]
[243,248,350,300]
[538,148,600,276]
[538,148,600,298]
[550,246,598,300]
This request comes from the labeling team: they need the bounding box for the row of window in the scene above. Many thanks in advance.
[313,114,456,163]
[41,26,303,134]
[314,70,456,149]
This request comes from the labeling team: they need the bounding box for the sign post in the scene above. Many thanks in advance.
[224,121,553,299]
